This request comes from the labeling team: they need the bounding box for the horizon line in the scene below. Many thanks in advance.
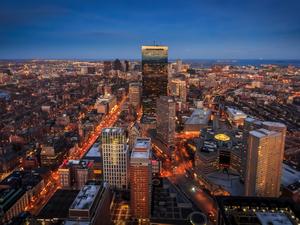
[1,58,300,61]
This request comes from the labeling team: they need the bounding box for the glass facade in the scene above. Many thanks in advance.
[141,46,168,121]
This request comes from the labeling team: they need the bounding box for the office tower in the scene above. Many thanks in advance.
[81,66,88,75]
[129,82,142,109]
[80,66,96,75]
[241,118,263,181]
[124,60,130,72]
[102,128,129,190]
[169,77,187,107]
[262,121,287,152]
[141,45,168,123]
[130,138,152,220]
[176,59,182,73]
[242,119,286,182]
[103,61,112,74]
[113,58,123,71]
[156,96,176,147]
[128,122,141,151]
[245,125,286,197]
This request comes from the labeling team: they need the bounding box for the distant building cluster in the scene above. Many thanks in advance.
[0,45,300,225]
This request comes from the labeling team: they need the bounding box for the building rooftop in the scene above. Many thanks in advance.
[60,159,93,169]
[134,138,151,149]
[256,212,293,225]
[226,107,247,120]
[69,185,101,210]
[262,121,286,129]
[131,138,151,160]
[0,188,26,213]
[0,170,43,213]
[85,141,101,158]
[185,108,211,125]
[142,45,168,50]
[216,196,300,225]
[151,177,196,224]
[131,151,150,159]
[249,128,279,138]
[281,163,300,187]
[64,221,90,225]
[102,127,124,134]
[206,171,244,196]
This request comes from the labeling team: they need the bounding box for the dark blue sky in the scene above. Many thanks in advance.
[1,0,300,59]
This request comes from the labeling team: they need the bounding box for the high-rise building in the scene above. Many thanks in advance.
[176,59,182,73]
[156,96,176,147]
[130,138,152,220]
[141,45,168,123]
[169,77,187,109]
[129,82,142,109]
[245,123,286,197]
[241,118,263,181]
[128,122,141,151]
[102,128,129,190]
[103,61,112,74]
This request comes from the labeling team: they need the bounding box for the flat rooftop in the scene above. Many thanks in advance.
[102,127,123,134]
[134,138,151,149]
[64,221,90,225]
[281,163,300,187]
[60,159,93,169]
[249,128,278,138]
[206,171,244,196]
[262,121,286,129]
[131,151,150,160]
[185,108,211,125]
[131,138,151,159]
[69,185,101,210]
[216,196,300,225]
[142,45,168,50]
[151,178,194,222]
[256,212,293,225]
[85,141,101,158]
[227,107,247,117]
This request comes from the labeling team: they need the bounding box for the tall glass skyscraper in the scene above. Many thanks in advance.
[141,45,168,124]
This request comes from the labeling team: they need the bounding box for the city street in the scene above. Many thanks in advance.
[28,96,128,215]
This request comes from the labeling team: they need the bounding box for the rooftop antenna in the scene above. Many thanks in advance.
[153,40,156,46]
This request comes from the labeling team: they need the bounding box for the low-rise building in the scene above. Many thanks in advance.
[58,159,94,190]
[216,196,300,225]
[226,107,247,127]
[69,182,111,225]
[94,94,117,114]
[184,108,211,134]
[0,171,44,224]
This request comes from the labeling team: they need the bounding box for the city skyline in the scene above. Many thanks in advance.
[1,1,300,224]
[1,0,300,59]
[0,49,299,224]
